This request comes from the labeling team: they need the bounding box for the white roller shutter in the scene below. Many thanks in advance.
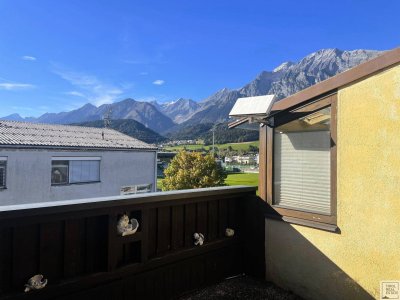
[274,130,331,214]
[70,160,100,183]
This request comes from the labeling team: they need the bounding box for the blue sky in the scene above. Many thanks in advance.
[0,0,399,117]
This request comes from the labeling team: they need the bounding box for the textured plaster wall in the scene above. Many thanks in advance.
[265,64,400,300]
[0,149,156,205]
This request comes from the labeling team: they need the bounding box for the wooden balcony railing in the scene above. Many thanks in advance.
[0,186,261,300]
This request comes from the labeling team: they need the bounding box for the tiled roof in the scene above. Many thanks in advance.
[0,120,156,150]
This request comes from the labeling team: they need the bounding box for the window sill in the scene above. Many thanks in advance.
[51,181,101,187]
[265,213,339,233]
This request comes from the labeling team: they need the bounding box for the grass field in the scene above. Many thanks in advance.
[224,173,258,187]
[157,172,258,193]
[163,141,259,152]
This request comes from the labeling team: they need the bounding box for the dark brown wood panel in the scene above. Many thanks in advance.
[227,198,238,229]
[258,125,267,201]
[184,203,196,248]
[207,200,219,241]
[243,195,268,278]
[156,207,171,255]
[132,275,146,300]
[139,209,149,264]
[39,221,64,282]
[12,225,40,289]
[64,218,86,278]
[266,125,274,204]
[196,201,208,238]
[218,199,228,237]
[331,94,338,222]
[171,205,184,250]
[107,213,119,271]
[0,187,257,300]
[0,228,12,294]
[85,216,107,273]
[147,208,157,259]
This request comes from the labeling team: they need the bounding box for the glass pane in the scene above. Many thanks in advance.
[70,160,100,183]
[273,107,331,214]
[89,161,100,181]
[69,160,82,183]
[51,161,69,185]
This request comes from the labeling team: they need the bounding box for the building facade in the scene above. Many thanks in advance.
[259,48,400,300]
[230,47,400,300]
[0,121,157,205]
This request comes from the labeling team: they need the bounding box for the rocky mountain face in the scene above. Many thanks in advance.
[102,99,175,133]
[0,113,25,122]
[1,48,383,136]
[2,99,175,133]
[178,48,383,126]
[151,98,199,124]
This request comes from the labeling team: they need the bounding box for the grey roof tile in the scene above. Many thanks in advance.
[0,120,156,150]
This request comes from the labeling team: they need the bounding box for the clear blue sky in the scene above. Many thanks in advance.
[0,0,398,117]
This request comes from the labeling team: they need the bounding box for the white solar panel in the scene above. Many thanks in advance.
[229,95,275,118]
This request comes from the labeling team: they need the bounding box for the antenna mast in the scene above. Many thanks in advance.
[103,107,113,128]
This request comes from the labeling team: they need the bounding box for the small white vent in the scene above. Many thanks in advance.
[120,184,152,195]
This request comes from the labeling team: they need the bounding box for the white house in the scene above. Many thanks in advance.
[0,120,157,205]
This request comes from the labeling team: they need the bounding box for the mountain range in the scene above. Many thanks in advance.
[1,48,383,137]
[73,119,167,144]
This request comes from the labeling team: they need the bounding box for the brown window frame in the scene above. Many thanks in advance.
[264,94,337,231]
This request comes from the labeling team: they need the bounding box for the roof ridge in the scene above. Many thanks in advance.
[0,119,117,132]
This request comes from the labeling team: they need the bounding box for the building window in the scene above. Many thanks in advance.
[51,157,100,185]
[51,160,69,185]
[267,95,337,228]
[0,160,7,189]
[274,107,331,214]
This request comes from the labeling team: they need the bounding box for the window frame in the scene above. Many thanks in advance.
[265,94,337,228]
[51,157,101,186]
[0,158,7,189]
[51,160,69,186]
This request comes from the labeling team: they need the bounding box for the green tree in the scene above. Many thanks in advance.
[162,150,226,191]
[248,145,259,153]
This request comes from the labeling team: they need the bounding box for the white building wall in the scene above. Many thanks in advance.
[0,148,156,205]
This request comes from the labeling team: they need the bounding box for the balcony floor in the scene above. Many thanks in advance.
[179,276,302,300]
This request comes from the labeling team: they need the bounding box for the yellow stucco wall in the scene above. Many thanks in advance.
[265,64,400,300]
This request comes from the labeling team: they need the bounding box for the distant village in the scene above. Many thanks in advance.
[157,139,259,177]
